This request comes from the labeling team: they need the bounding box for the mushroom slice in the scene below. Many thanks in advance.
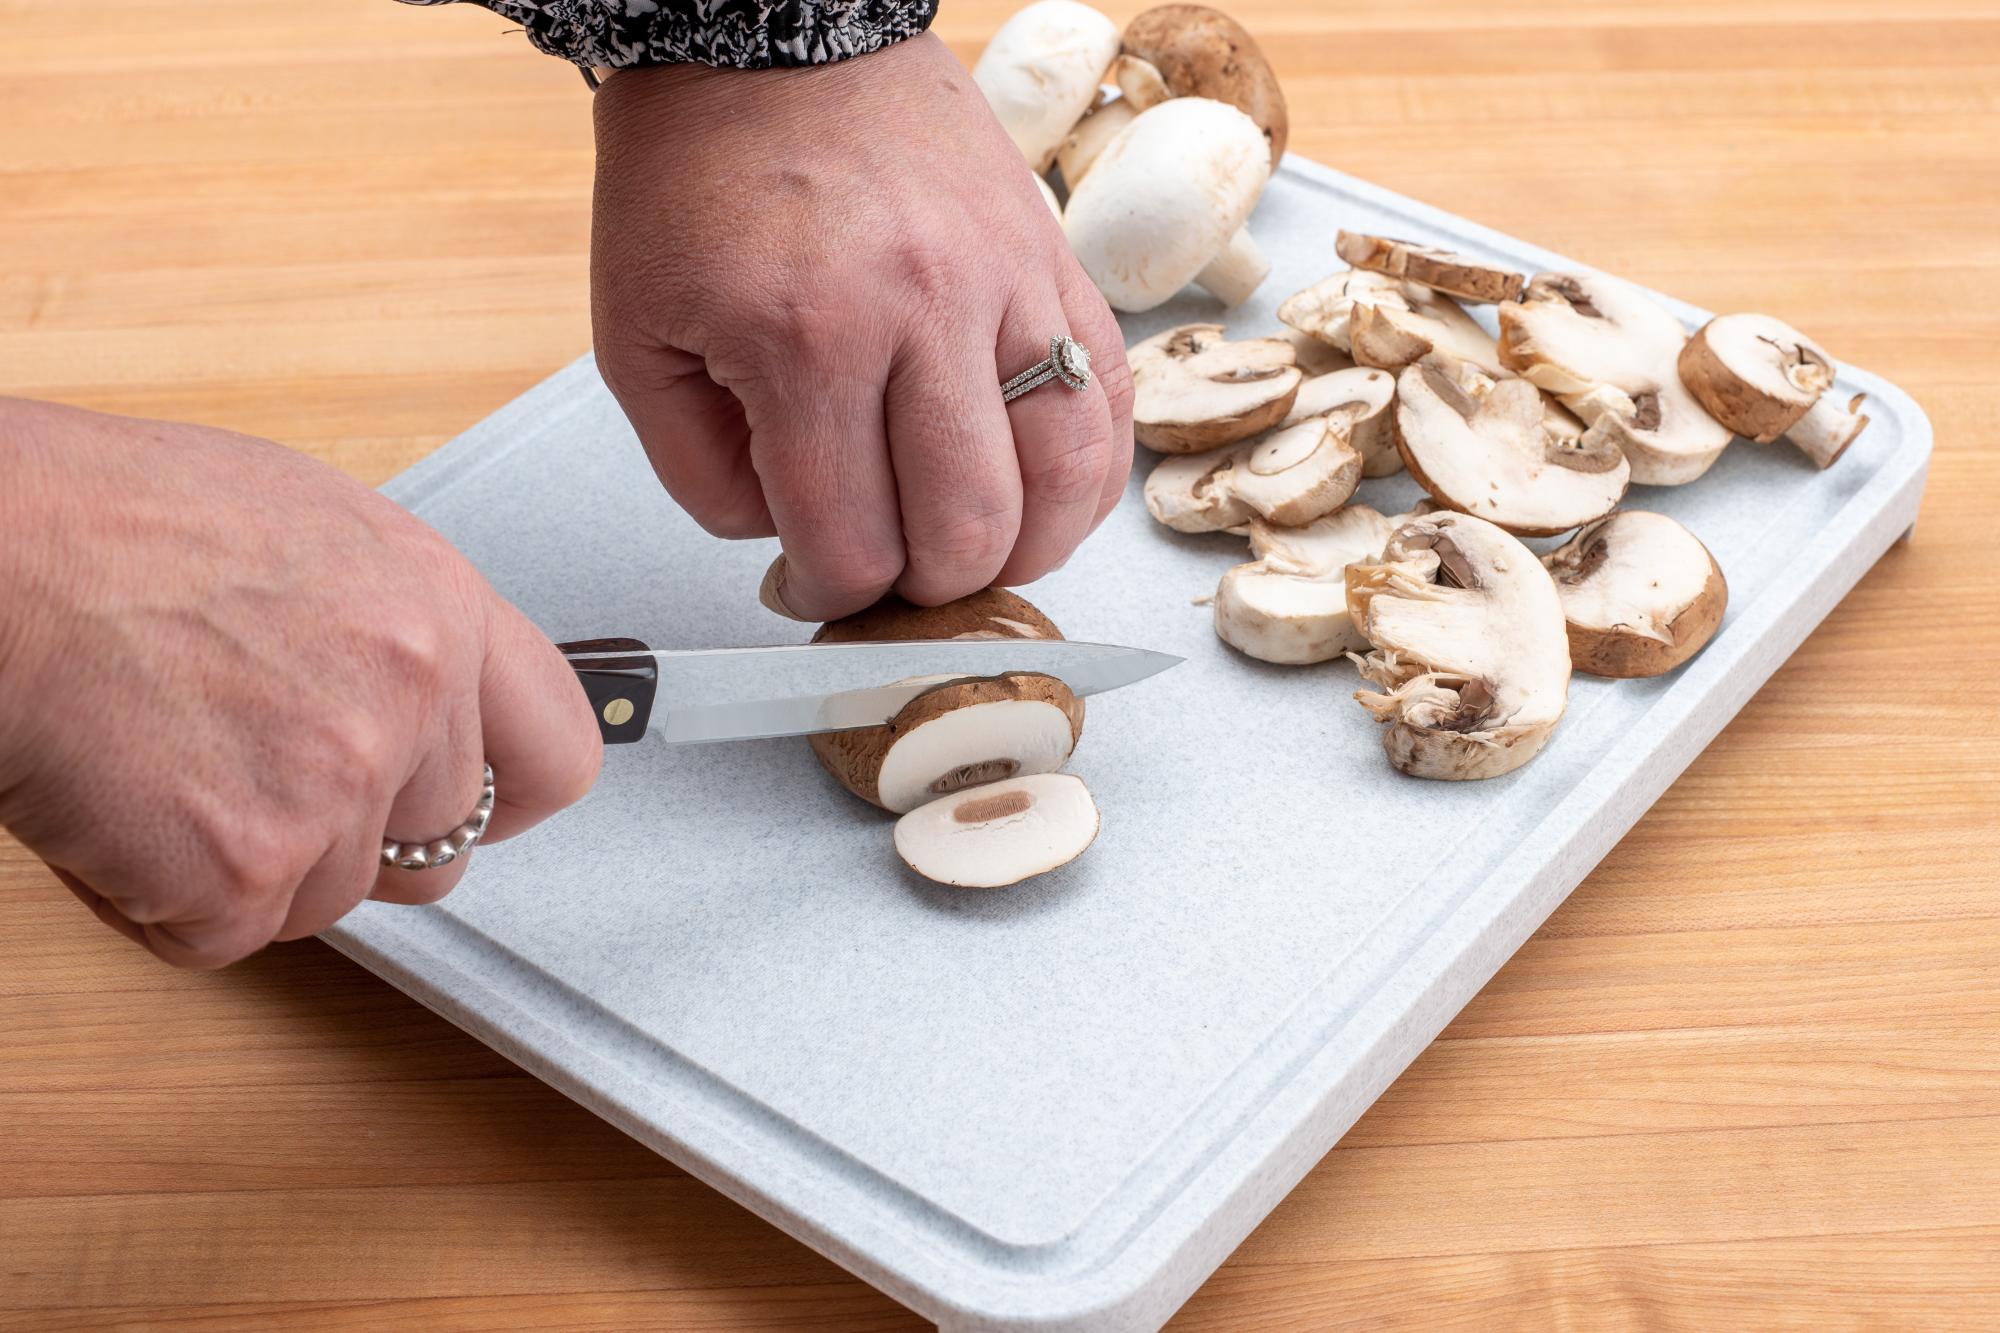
[1119,4,1289,170]
[1345,512,1570,780]
[1499,272,1731,486]
[1065,97,1272,310]
[1542,510,1727,678]
[1215,506,1397,663]
[1144,443,1252,532]
[1678,313,1867,468]
[972,0,1122,174]
[1334,230,1525,305]
[808,589,1084,811]
[1394,359,1628,537]
[894,772,1100,888]
[1130,323,1301,453]
[1276,327,1355,377]
[1279,269,1504,374]
[1281,365,1399,477]
[1225,416,1362,526]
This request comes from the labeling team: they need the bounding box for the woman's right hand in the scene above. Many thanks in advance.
[0,398,604,968]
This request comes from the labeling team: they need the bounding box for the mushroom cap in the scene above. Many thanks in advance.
[1498,271,1731,486]
[1143,443,1253,532]
[1346,512,1570,780]
[1276,326,1355,377]
[1215,505,1398,664]
[1064,97,1272,312]
[972,0,1122,174]
[1678,313,1836,445]
[1226,416,1362,526]
[1279,269,1503,374]
[893,772,1100,888]
[1281,365,1400,476]
[808,590,1085,811]
[1542,510,1727,678]
[1394,358,1628,537]
[1119,4,1289,170]
[1334,230,1525,305]
[1130,323,1301,453]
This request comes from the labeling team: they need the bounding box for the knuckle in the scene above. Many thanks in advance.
[909,507,1014,580]
[1025,438,1106,508]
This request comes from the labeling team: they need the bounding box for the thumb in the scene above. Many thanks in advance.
[477,595,604,843]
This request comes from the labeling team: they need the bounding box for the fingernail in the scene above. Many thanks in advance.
[758,553,810,622]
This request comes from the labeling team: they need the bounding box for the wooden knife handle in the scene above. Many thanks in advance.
[558,638,657,745]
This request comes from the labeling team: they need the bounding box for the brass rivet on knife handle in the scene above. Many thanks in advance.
[558,638,657,745]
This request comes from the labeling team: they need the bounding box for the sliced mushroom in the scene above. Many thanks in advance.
[808,590,1084,812]
[1276,326,1355,377]
[1334,230,1525,305]
[1226,416,1362,526]
[1055,92,1134,189]
[972,0,1122,174]
[1119,4,1289,170]
[1065,97,1272,310]
[1214,506,1397,663]
[1282,365,1399,476]
[1279,269,1504,374]
[1143,442,1251,532]
[893,772,1100,888]
[1498,272,1731,486]
[1542,510,1727,678]
[1130,323,1300,453]
[1346,512,1570,780]
[1678,313,1866,468]
[1394,358,1628,536]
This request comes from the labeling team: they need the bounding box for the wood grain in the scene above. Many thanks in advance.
[4,0,1998,1327]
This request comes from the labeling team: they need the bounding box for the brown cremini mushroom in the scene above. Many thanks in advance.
[1334,230,1526,305]
[1678,313,1868,468]
[1346,512,1570,780]
[1130,323,1301,452]
[1542,510,1727,678]
[1280,269,1505,375]
[893,772,1100,888]
[1118,4,1289,170]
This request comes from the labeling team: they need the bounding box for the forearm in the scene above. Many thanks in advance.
[397,0,939,70]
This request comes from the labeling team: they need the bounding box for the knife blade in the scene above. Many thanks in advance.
[558,637,1182,745]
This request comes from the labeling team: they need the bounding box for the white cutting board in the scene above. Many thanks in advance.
[323,155,1931,1332]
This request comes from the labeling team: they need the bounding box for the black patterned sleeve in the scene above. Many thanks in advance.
[399,0,939,70]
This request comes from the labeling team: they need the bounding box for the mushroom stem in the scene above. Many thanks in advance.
[1194,228,1270,306]
[1784,389,1870,469]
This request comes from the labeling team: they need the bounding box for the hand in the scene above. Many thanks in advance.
[590,33,1135,621]
[0,399,603,968]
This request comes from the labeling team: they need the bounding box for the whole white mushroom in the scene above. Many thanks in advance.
[972,1,1121,175]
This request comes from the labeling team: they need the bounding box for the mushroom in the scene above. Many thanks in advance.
[1281,365,1400,476]
[1785,389,1871,471]
[1118,4,1289,170]
[1334,230,1525,305]
[807,590,1085,813]
[1225,415,1362,526]
[1111,53,1173,110]
[1143,443,1251,533]
[1213,505,1398,663]
[1678,313,1867,468]
[1345,512,1570,780]
[972,0,1122,175]
[1055,91,1134,189]
[1064,97,1272,310]
[893,772,1100,888]
[1276,326,1355,377]
[1498,272,1732,486]
[1130,323,1301,453]
[1393,358,1628,537]
[1542,510,1727,678]
[1033,172,1063,221]
[1278,269,1505,374]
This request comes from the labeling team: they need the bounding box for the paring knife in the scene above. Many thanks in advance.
[557,638,1182,745]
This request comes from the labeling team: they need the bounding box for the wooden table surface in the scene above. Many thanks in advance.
[5,1,1998,1327]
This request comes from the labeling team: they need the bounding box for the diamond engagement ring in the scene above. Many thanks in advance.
[380,765,496,872]
[1002,336,1093,404]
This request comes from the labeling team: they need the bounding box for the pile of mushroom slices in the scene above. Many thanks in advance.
[759,572,1101,890]
[974,1,1289,311]
[1138,229,1867,781]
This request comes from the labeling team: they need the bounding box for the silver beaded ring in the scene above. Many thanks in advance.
[380,765,495,872]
